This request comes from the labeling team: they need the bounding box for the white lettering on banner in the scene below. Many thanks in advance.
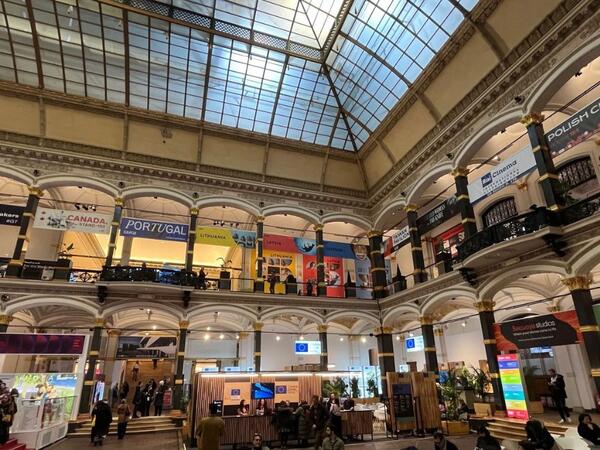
[392,226,410,247]
[546,99,600,143]
[33,207,112,234]
[467,145,537,205]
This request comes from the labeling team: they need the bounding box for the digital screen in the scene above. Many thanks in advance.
[398,364,410,373]
[0,334,86,355]
[405,335,424,353]
[251,383,275,400]
[498,354,529,420]
[294,340,321,355]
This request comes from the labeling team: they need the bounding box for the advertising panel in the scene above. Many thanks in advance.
[116,336,177,358]
[325,256,344,298]
[355,257,372,300]
[493,310,582,351]
[498,354,529,420]
[545,97,600,155]
[275,381,299,404]
[417,196,461,235]
[195,227,256,248]
[405,335,424,353]
[295,341,322,355]
[0,334,86,355]
[0,204,24,226]
[392,383,414,424]
[264,234,356,258]
[33,207,112,234]
[120,217,188,242]
[384,226,410,256]
[467,145,537,204]
[4,373,79,416]
[223,382,251,406]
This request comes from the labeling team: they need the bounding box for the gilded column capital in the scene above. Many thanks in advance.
[179,320,190,329]
[561,275,592,292]
[94,318,106,328]
[434,328,444,336]
[238,332,248,340]
[367,230,383,238]
[190,207,199,216]
[317,324,328,333]
[313,223,324,232]
[420,315,434,325]
[256,215,265,223]
[520,112,545,126]
[373,326,393,335]
[404,204,418,213]
[397,334,405,342]
[253,322,263,331]
[474,300,495,312]
[114,197,125,207]
[451,167,469,178]
[28,186,44,198]
[547,305,560,313]
[107,329,121,337]
[0,314,13,325]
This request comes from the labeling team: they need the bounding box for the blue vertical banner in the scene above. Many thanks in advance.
[355,257,372,299]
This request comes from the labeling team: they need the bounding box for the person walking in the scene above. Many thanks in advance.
[142,382,154,417]
[321,423,344,450]
[548,368,571,423]
[308,395,326,450]
[132,381,142,418]
[154,382,164,416]
[132,361,140,382]
[90,400,112,446]
[577,414,600,446]
[116,399,131,440]
[0,384,17,445]
[120,380,129,401]
[273,401,294,450]
[433,431,458,450]
[197,402,225,450]
[294,401,310,447]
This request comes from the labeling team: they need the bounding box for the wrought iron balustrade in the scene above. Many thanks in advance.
[560,191,600,225]
[100,266,197,287]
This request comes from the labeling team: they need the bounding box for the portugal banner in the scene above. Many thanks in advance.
[493,310,583,351]
[120,217,188,242]
[33,207,112,234]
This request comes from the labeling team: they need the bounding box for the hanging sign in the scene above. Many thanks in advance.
[384,226,410,256]
[120,217,189,242]
[545,97,600,155]
[498,354,529,420]
[493,310,582,351]
[416,197,460,235]
[0,204,24,226]
[33,207,112,234]
[0,334,86,355]
[195,226,256,248]
[467,145,537,204]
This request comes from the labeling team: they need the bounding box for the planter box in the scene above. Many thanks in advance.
[473,402,495,417]
[442,421,470,435]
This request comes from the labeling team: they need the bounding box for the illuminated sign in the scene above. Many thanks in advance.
[498,354,529,420]
[294,340,322,355]
[405,335,424,353]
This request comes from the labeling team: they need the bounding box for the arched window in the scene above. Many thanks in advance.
[482,197,518,227]
[557,156,598,201]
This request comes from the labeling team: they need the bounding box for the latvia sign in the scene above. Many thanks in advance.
[120,217,189,242]
[33,207,112,234]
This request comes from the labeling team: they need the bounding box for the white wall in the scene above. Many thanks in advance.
[443,317,487,368]
[186,338,237,359]
[26,228,62,260]
[0,225,18,257]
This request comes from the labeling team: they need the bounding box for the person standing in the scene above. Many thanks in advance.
[433,431,458,450]
[197,402,225,450]
[321,423,344,450]
[308,395,326,450]
[154,382,164,416]
[0,384,17,445]
[274,401,294,450]
[328,398,342,438]
[294,401,310,447]
[120,380,130,401]
[132,381,142,418]
[90,400,112,446]
[237,399,249,416]
[548,369,571,423]
[116,399,131,440]
[142,382,154,417]
[132,361,140,382]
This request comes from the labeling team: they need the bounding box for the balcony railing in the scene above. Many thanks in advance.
[560,191,600,225]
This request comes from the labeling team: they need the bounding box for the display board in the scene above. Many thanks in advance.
[545,96,600,154]
[498,354,529,420]
[0,334,86,355]
[120,217,188,242]
[4,373,79,416]
[295,341,321,355]
[223,382,251,406]
[33,207,112,234]
[274,381,299,404]
[405,335,424,353]
[0,204,24,226]
[116,336,177,358]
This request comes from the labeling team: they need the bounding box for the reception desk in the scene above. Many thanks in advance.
[219,411,373,446]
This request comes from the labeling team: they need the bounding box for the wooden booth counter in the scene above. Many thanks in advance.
[341,410,374,439]
[220,415,278,446]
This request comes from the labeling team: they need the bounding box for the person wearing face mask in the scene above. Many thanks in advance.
[321,423,344,450]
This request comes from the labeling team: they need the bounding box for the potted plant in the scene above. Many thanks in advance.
[350,377,361,399]
[366,377,379,398]
[471,367,495,417]
[322,377,348,398]
[440,370,470,435]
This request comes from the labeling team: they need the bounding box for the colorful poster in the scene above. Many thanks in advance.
[275,381,299,403]
[120,217,188,242]
[325,256,344,298]
[498,354,529,420]
[4,373,79,415]
[223,382,251,406]
[195,227,256,248]
[324,241,355,259]
[33,207,112,234]
[263,249,296,293]
[355,257,372,299]
[264,234,355,258]
[0,204,24,226]
[0,334,86,355]
[116,336,177,358]
[467,145,537,204]
[545,97,600,155]
[384,226,410,256]
[493,310,583,351]
[302,254,317,295]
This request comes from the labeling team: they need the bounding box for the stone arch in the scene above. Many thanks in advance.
[321,213,372,231]
[36,175,119,198]
[0,165,35,186]
[420,286,478,317]
[372,197,407,231]
[453,108,523,169]
[525,33,600,113]
[4,295,100,317]
[405,161,454,206]
[569,237,600,276]
[325,310,380,327]
[260,307,324,325]
[122,185,193,207]
[186,304,258,324]
[262,204,321,225]
[381,303,421,327]
[101,301,185,322]
[478,260,569,301]
[194,196,260,217]
[438,307,477,322]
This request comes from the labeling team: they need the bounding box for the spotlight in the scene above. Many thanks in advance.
[360,337,366,343]
[276,336,281,341]
[66,5,74,15]
[575,71,582,77]
[219,334,224,340]
[493,155,501,162]
[299,335,304,340]
[339,337,344,342]
[526,307,532,312]
[152,325,157,330]
[396,335,400,340]
[207,326,211,331]
[461,321,466,327]
[74,203,81,210]
[235,334,240,339]
[409,333,414,337]
[204,333,210,340]
[446,153,453,159]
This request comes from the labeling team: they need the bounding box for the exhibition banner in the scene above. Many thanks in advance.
[264,234,356,259]
[0,204,24,226]
[120,217,188,242]
[116,336,177,358]
[275,381,299,403]
[324,241,356,259]
[33,207,112,234]
[498,354,529,420]
[0,333,86,355]
[195,226,256,248]
[416,196,460,235]
[355,257,372,299]
[493,310,583,351]
[301,255,344,297]
[545,96,600,155]
[384,226,410,256]
[467,145,537,204]
[223,382,251,406]
[3,373,79,415]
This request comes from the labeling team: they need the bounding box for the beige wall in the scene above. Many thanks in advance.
[363,145,391,188]
[266,147,323,184]
[201,134,265,174]
[128,120,198,162]
[0,96,40,136]
[325,159,364,190]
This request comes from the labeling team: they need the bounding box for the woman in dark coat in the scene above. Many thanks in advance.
[519,420,559,450]
[274,401,294,450]
[294,401,310,446]
[90,400,112,446]
[475,426,501,450]
[578,413,600,445]
[132,382,142,418]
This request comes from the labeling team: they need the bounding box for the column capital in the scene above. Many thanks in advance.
[373,326,393,335]
[451,167,469,178]
[107,329,121,337]
[28,186,44,198]
[317,324,328,333]
[561,275,592,292]
[114,197,125,207]
[547,305,561,313]
[367,230,383,238]
[190,207,199,216]
[434,328,444,336]
[93,318,106,328]
[256,215,265,223]
[397,334,405,342]
[404,204,418,213]
[420,315,434,325]
[520,112,545,126]
[253,322,263,331]
[0,314,13,325]
[474,300,495,312]
[313,223,324,232]
[238,331,248,340]
[179,320,190,329]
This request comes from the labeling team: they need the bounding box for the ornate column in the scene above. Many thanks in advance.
[173,320,189,409]
[397,334,406,364]
[375,327,396,397]
[79,318,105,414]
[367,230,387,299]
[0,314,12,333]
[474,300,506,412]
[420,316,438,374]
[318,324,329,371]
[452,167,478,238]
[562,276,600,394]
[185,208,199,272]
[255,217,265,292]
[253,322,263,371]
[405,204,427,283]
[236,332,248,368]
[104,198,124,268]
[521,113,564,210]
[315,224,326,296]
[6,187,43,277]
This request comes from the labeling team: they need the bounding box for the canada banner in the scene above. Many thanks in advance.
[493,310,583,352]
[33,207,112,234]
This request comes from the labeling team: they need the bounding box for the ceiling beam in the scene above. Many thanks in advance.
[321,0,355,62]
[99,0,322,62]
[321,65,358,152]
[25,0,44,89]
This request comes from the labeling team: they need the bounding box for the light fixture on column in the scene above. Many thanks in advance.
[299,335,304,340]
[461,321,467,327]
[339,337,344,342]
[409,332,414,337]
[396,335,400,340]
[235,334,240,339]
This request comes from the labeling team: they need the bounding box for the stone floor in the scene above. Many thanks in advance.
[48,431,180,450]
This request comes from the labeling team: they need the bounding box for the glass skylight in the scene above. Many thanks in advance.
[0,0,477,151]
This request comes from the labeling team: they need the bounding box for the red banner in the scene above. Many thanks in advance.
[301,255,344,298]
[264,234,298,253]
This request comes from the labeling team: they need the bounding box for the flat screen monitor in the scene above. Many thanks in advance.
[251,382,275,400]
[295,340,321,355]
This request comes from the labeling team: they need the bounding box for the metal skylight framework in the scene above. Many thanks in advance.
[0,0,477,151]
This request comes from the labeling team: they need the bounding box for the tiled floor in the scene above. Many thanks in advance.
[49,431,180,450]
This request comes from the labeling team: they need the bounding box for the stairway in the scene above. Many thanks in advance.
[487,418,569,442]
[0,439,27,450]
[67,415,182,437]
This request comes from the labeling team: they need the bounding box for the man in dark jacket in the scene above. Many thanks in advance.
[548,369,571,423]
[91,400,112,446]
[308,396,327,450]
